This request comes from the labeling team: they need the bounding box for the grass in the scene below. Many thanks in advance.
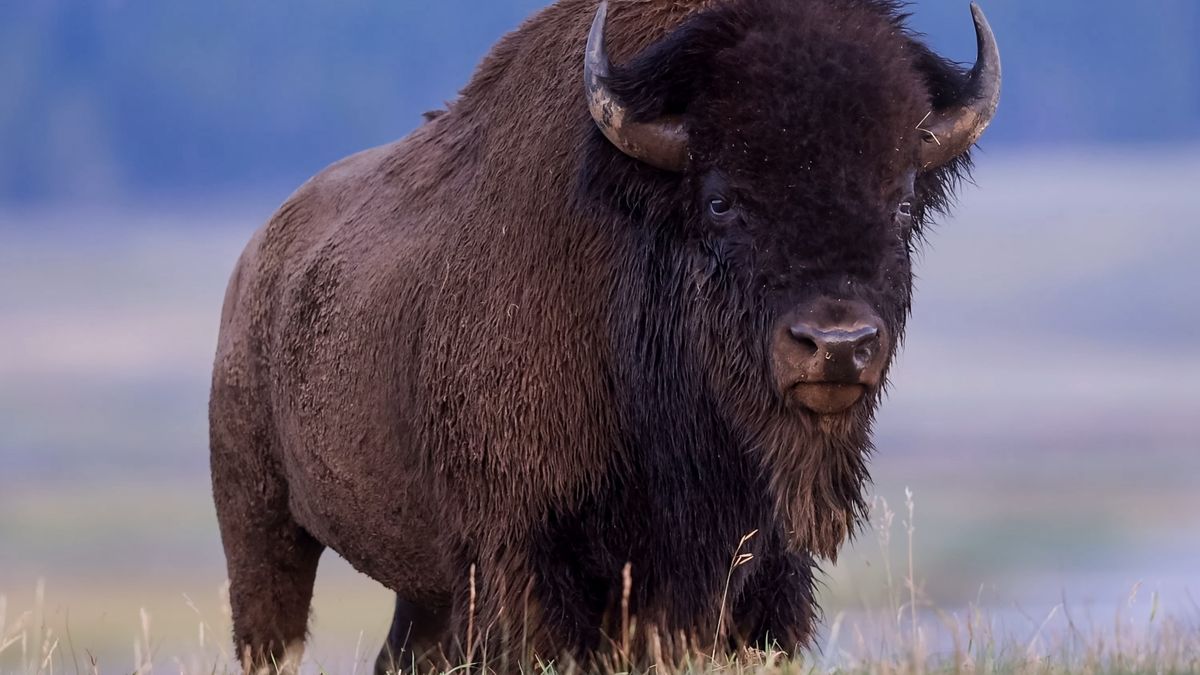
[2,492,1197,675]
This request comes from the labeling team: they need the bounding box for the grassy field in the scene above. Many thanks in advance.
[2,494,1197,674]
[2,150,1199,673]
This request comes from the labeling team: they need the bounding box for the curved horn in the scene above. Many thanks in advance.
[585,1,690,172]
[918,3,1002,169]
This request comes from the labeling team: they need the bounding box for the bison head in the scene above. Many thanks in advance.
[585,0,999,417]
[580,0,999,555]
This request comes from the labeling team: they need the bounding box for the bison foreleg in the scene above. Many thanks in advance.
[211,416,324,673]
[374,595,452,675]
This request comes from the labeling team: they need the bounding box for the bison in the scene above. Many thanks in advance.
[209,0,1001,671]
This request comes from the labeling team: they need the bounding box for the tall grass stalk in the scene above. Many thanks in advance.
[3,494,1198,674]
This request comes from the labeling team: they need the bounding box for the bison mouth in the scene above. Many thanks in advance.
[791,383,866,415]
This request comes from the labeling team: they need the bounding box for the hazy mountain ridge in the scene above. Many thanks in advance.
[1,0,1198,204]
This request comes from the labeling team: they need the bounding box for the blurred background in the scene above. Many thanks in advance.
[1,0,1197,672]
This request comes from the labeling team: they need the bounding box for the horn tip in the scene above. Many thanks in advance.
[969,3,991,31]
[589,1,610,46]
[969,1,1001,78]
[590,1,609,37]
[586,0,612,81]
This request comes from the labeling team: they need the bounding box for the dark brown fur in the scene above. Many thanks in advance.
[209,0,980,671]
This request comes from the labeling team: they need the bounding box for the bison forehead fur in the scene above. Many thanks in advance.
[209,0,991,669]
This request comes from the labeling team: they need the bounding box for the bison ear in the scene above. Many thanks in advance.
[909,43,979,184]
[594,5,746,144]
[910,4,1001,170]
[906,30,998,219]
[911,44,972,118]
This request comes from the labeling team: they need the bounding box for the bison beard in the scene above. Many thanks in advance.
[208,0,998,671]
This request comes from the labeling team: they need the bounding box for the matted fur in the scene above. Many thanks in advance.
[209,0,985,670]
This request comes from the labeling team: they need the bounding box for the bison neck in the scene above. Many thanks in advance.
[516,240,873,654]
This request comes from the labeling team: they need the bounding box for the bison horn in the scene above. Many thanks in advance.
[918,3,1002,170]
[584,1,690,172]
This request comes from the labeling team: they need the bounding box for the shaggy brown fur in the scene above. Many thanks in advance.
[209,0,988,671]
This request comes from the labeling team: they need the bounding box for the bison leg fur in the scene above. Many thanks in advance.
[211,425,324,672]
[373,595,451,675]
[731,547,818,654]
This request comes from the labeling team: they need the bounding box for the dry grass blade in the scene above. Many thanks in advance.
[713,529,759,660]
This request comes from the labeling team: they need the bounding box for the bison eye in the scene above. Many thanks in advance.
[898,201,913,218]
[708,196,732,217]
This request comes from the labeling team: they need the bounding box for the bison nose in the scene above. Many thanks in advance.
[787,322,882,382]
[775,305,889,414]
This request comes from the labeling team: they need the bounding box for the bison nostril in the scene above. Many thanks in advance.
[794,336,819,356]
[788,324,821,356]
[854,342,876,368]
[850,330,881,369]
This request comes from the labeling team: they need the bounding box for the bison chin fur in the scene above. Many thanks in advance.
[754,416,874,560]
[604,235,878,563]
